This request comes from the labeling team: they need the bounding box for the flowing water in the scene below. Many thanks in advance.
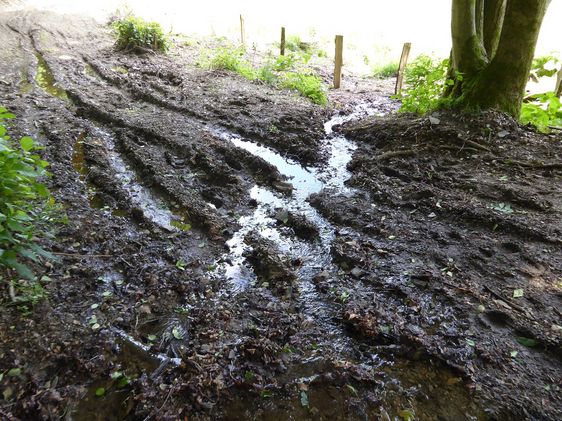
[212,102,389,351]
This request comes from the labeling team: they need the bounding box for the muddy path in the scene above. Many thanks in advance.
[0,8,561,421]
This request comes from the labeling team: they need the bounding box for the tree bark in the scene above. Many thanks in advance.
[446,0,549,117]
[482,0,506,57]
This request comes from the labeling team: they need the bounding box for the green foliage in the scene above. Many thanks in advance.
[285,35,310,53]
[396,55,457,114]
[279,72,327,105]
[10,278,47,314]
[199,47,327,105]
[0,107,56,280]
[530,55,560,79]
[372,61,398,79]
[199,46,256,80]
[112,14,169,53]
[520,92,562,132]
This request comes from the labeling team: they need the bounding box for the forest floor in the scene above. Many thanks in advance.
[0,8,561,421]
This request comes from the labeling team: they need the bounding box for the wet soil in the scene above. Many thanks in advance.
[0,7,561,421]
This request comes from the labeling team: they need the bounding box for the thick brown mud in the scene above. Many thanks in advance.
[0,8,560,421]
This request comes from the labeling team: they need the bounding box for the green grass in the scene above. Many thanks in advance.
[198,46,327,105]
[372,61,398,78]
[112,14,169,53]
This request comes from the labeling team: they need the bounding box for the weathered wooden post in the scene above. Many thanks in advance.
[240,15,245,45]
[555,67,562,97]
[334,35,343,89]
[280,27,286,56]
[394,42,412,95]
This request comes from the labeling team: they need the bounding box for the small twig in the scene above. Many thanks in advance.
[455,136,492,152]
[52,252,113,258]
[483,285,526,314]
[508,160,562,170]
[375,148,421,161]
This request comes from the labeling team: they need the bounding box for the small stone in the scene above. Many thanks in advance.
[138,305,151,315]
[350,267,363,278]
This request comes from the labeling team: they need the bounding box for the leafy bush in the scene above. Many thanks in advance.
[113,15,169,53]
[397,55,456,114]
[0,107,55,280]
[520,92,562,132]
[372,61,398,78]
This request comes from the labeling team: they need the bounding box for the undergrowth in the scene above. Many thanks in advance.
[372,61,398,79]
[396,55,454,114]
[521,92,562,132]
[112,13,169,53]
[198,46,327,105]
[0,107,57,283]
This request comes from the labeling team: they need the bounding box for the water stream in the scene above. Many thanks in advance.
[213,103,388,350]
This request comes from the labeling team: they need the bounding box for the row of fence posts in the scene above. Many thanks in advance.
[238,15,562,95]
[238,15,412,92]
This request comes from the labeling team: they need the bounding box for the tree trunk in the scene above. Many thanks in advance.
[446,0,549,117]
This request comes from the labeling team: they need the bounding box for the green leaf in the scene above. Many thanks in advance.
[517,336,538,347]
[510,350,518,358]
[300,391,309,408]
[398,409,416,421]
[466,339,476,347]
[95,387,106,397]
[513,289,524,298]
[171,326,183,340]
[7,368,21,377]
[19,136,34,152]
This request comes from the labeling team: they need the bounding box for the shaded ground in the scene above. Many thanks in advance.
[0,7,560,421]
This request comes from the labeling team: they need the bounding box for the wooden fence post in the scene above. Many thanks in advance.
[334,35,343,89]
[555,67,562,98]
[280,27,286,56]
[395,42,411,95]
[240,15,245,45]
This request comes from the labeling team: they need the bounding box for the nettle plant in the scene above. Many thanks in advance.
[0,107,56,280]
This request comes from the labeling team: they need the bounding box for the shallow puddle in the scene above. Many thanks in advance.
[35,53,69,100]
